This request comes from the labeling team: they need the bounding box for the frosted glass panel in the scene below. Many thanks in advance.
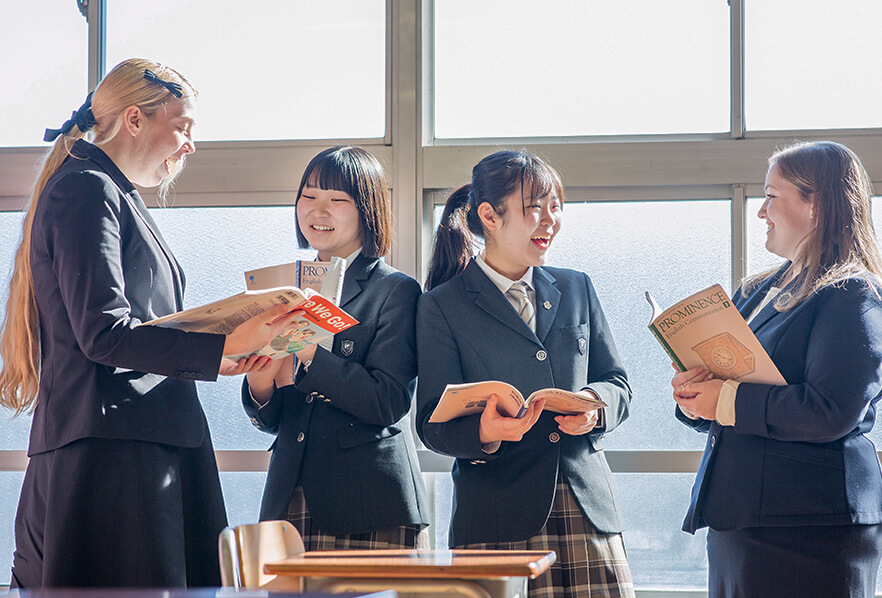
[433,200,731,450]
[106,0,386,141]
[0,1,87,147]
[434,0,729,138]
[149,207,315,450]
[745,1,882,131]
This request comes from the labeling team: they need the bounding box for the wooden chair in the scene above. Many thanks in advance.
[218,520,306,589]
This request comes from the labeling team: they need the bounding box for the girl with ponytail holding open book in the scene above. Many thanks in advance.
[416,150,635,597]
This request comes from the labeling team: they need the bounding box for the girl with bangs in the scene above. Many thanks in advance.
[417,150,635,597]
[243,145,429,550]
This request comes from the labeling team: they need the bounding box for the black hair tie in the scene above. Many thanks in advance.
[43,92,96,143]
[143,69,183,98]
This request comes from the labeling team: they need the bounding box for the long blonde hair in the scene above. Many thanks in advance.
[0,58,195,414]
[743,141,882,309]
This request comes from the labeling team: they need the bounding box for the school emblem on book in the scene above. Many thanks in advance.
[341,340,355,356]
[578,338,587,355]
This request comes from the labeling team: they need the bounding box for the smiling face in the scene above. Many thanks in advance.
[482,185,562,280]
[296,186,364,260]
[759,162,816,263]
[131,96,196,187]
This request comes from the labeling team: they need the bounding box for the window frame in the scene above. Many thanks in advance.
[3,1,882,594]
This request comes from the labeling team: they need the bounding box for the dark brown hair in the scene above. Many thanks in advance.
[744,141,882,308]
[294,145,391,258]
[425,150,565,291]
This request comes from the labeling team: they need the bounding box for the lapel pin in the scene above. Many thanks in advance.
[543,301,552,309]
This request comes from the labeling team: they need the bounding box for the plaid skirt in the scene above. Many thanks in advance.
[286,485,429,550]
[457,481,635,598]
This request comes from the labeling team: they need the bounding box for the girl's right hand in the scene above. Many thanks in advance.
[478,395,545,444]
[672,366,714,400]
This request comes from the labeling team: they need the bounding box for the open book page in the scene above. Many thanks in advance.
[140,286,358,362]
[646,284,786,385]
[428,381,607,423]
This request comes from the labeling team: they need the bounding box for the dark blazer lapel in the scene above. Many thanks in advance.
[76,141,186,309]
[462,260,536,343]
[340,253,379,308]
[533,267,560,344]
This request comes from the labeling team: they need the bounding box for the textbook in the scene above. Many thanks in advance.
[646,284,786,384]
[245,257,346,305]
[428,380,607,423]
[243,257,347,385]
[141,286,359,361]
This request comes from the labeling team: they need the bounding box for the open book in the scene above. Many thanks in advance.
[428,380,607,423]
[140,286,358,361]
[646,283,786,384]
[244,257,347,385]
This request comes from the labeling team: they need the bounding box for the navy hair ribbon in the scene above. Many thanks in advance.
[43,92,96,143]
[143,69,183,98]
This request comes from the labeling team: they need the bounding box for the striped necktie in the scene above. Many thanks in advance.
[506,281,535,332]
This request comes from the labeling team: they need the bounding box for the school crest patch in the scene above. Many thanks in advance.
[341,339,355,356]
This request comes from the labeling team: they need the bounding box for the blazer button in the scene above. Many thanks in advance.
[536,350,548,361]
[710,435,716,448]
[297,432,305,443]
[250,417,260,428]
[549,432,560,443]
[321,395,331,403]
[470,459,486,465]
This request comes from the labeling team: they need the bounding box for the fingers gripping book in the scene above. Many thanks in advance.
[428,380,607,423]
[646,283,786,384]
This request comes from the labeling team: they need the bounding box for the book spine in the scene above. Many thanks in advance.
[647,323,686,372]
[295,261,303,288]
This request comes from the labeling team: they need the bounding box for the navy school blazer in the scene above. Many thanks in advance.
[416,259,632,546]
[27,140,225,455]
[242,253,429,535]
[679,266,882,533]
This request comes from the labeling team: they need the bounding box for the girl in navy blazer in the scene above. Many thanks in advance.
[0,59,301,588]
[674,141,882,598]
[417,150,634,597]
[243,146,429,550]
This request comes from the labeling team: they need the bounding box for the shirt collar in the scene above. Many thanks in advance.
[475,253,534,295]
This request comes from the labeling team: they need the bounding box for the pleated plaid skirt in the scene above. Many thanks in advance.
[286,485,429,550]
[457,480,635,598]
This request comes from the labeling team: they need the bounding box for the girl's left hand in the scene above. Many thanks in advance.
[555,409,599,436]
[294,343,319,365]
[674,378,725,420]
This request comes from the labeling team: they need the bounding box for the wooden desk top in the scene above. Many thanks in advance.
[264,549,556,580]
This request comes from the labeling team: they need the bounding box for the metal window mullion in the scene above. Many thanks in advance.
[85,0,106,90]
[730,0,745,139]
[731,184,746,291]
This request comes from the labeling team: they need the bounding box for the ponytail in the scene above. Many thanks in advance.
[425,185,480,291]
[0,126,89,414]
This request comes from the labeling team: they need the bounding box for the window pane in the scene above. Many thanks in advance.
[745,1,882,131]
[149,206,315,450]
[0,212,32,450]
[434,199,731,450]
[106,0,386,141]
[433,0,729,138]
[0,2,87,147]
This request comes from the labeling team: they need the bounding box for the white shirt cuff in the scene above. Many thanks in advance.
[716,379,739,426]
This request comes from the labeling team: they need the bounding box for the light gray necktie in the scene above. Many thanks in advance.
[506,282,535,332]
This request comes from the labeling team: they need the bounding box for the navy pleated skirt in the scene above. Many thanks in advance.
[10,422,227,588]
